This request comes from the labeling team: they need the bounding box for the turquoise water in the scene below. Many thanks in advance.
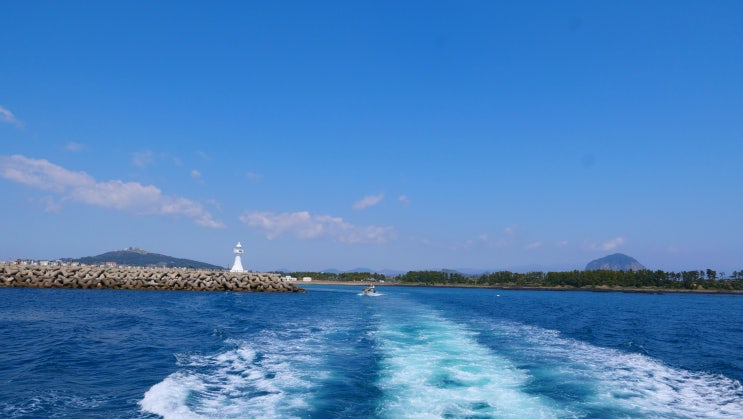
[1,285,742,418]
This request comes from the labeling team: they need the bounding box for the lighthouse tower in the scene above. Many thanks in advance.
[231,241,245,272]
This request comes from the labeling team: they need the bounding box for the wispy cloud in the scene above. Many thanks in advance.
[246,172,263,181]
[469,232,510,248]
[0,105,22,127]
[398,194,411,207]
[601,237,625,250]
[190,169,203,183]
[240,210,397,243]
[65,142,85,152]
[524,241,543,250]
[586,236,625,251]
[206,199,222,212]
[41,196,62,213]
[353,193,384,210]
[0,154,224,228]
[132,150,155,168]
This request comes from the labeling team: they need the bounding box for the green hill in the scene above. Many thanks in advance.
[73,248,224,270]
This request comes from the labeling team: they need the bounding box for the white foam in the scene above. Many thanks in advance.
[490,321,743,417]
[140,374,203,419]
[139,294,743,418]
[1,390,106,417]
[140,325,337,418]
[373,308,563,418]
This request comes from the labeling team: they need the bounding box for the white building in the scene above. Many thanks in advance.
[231,242,245,272]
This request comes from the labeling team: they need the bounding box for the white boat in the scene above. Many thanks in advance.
[360,284,381,296]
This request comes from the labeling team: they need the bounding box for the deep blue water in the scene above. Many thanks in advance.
[1,285,742,418]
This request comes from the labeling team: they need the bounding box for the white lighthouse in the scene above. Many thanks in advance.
[231,241,245,272]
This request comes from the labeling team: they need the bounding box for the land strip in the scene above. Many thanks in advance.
[304,280,743,294]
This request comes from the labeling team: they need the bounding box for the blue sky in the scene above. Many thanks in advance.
[1,1,741,273]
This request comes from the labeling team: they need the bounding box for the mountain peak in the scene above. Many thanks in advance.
[123,247,149,254]
[585,253,645,271]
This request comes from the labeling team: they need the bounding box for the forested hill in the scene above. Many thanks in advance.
[73,248,224,270]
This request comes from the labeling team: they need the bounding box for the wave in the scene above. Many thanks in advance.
[1,390,107,418]
[481,321,743,418]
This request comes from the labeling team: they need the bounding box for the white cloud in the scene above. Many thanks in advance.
[556,240,569,248]
[586,236,625,251]
[206,199,222,211]
[132,150,155,168]
[41,196,62,213]
[601,237,625,250]
[524,241,543,250]
[474,233,509,248]
[353,193,384,210]
[0,105,21,127]
[191,169,203,182]
[65,142,84,152]
[398,194,411,207]
[239,210,397,243]
[0,154,224,228]
[246,172,263,181]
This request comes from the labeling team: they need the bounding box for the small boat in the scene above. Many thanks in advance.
[360,284,380,296]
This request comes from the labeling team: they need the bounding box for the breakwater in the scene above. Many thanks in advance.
[0,264,306,293]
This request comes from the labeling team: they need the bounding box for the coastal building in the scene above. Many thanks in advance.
[231,242,245,273]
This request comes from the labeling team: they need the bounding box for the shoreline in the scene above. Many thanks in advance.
[302,280,743,294]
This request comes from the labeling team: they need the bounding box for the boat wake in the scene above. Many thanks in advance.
[139,317,345,419]
[481,321,743,418]
[372,305,564,418]
[139,290,743,418]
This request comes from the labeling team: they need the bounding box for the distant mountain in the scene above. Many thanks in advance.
[500,263,583,273]
[346,267,374,273]
[319,268,404,276]
[72,248,224,270]
[378,269,405,277]
[585,253,645,271]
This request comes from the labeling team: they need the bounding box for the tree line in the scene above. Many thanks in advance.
[395,269,743,290]
[285,269,743,290]
[287,271,387,282]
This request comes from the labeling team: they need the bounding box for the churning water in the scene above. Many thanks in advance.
[1,285,742,418]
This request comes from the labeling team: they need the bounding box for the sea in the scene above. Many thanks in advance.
[1,285,742,418]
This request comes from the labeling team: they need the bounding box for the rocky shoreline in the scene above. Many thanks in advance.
[0,264,306,293]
